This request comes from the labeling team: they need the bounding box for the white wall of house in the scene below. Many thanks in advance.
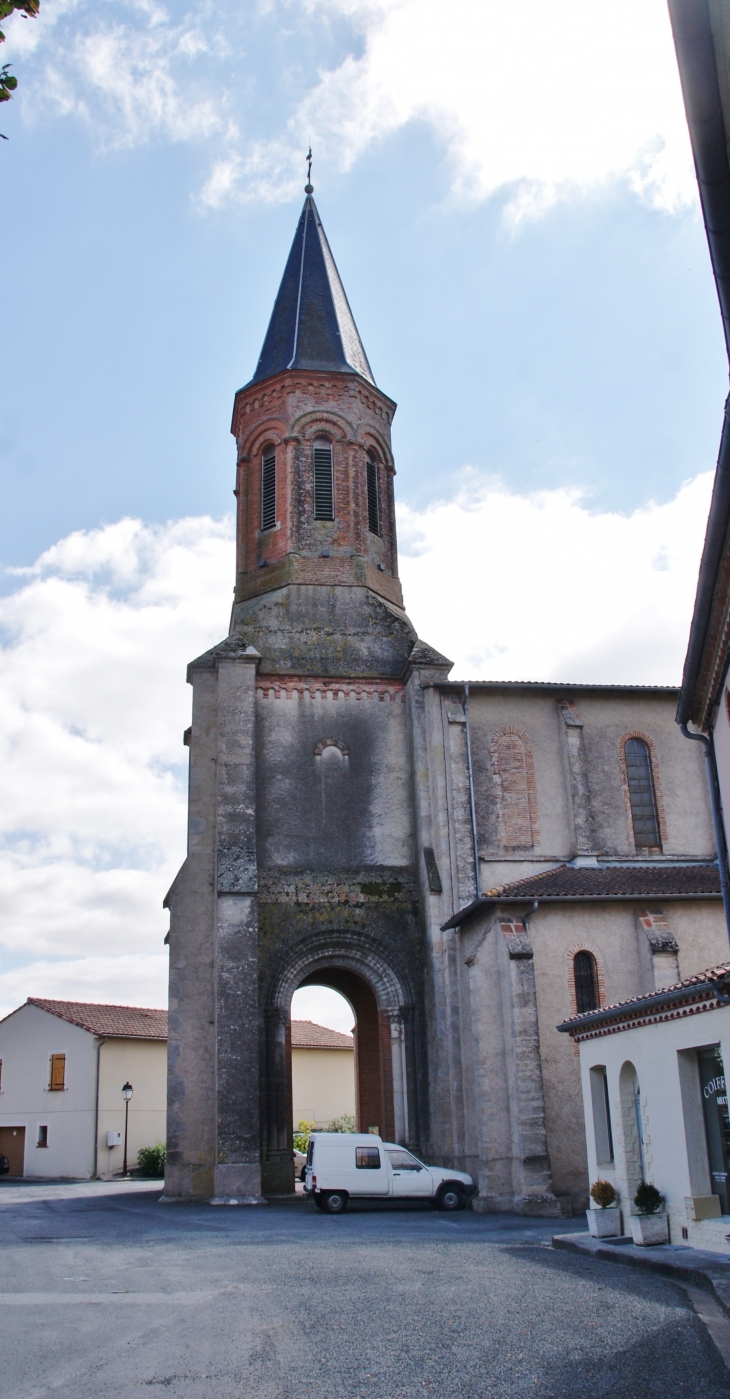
[0,1004,167,1179]
[578,1004,730,1253]
[97,1039,167,1178]
[292,1047,355,1129]
[0,1003,97,1178]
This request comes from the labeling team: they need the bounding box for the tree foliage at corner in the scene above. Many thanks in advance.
[0,0,39,136]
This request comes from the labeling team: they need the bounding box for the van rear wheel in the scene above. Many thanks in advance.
[320,1190,348,1214]
[437,1184,464,1211]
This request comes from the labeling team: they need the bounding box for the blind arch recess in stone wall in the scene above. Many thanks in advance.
[490,726,539,849]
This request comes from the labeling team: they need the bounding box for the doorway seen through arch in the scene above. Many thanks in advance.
[290,969,396,1140]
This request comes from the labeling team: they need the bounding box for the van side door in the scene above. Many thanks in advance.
[350,1143,390,1195]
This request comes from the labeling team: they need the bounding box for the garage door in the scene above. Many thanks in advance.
[0,1127,26,1176]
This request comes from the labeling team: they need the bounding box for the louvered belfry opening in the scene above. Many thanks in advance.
[261,448,276,532]
[625,738,661,848]
[313,439,334,520]
[367,456,380,535]
[574,951,599,1014]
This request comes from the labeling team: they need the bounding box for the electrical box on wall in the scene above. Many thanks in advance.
[106,1130,122,1148]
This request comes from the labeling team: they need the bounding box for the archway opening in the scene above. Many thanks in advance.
[293,969,395,1143]
[290,985,356,1133]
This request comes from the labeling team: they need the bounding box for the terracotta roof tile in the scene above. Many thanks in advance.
[557,961,730,1035]
[290,1020,353,1049]
[486,863,721,900]
[25,999,168,1039]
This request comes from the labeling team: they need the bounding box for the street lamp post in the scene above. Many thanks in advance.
[121,1082,133,1177]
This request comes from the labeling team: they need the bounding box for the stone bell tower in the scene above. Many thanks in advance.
[164,183,440,1202]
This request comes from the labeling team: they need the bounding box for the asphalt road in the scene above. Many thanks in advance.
[1,1180,728,1399]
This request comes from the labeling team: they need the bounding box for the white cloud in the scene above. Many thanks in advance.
[398,468,713,683]
[0,514,234,1021]
[223,0,695,216]
[0,474,711,1019]
[6,0,695,217]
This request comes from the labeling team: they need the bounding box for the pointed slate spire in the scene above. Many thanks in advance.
[251,194,376,386]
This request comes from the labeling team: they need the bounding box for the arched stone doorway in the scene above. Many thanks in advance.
[262,933,418,1195]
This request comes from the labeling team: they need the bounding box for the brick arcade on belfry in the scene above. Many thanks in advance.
[163,182,728,1212]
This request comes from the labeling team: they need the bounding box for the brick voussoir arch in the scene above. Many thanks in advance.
[617,729,668,849]
[490,724,540,848]
[292,410,354,444]
[314,738,350,756]
[269,930,411,1015]
[237,420,289,462]
[565,942,608,1017]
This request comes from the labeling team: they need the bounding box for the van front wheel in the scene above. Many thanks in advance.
[437,1184,464,1211]
[321,1190,348,1214]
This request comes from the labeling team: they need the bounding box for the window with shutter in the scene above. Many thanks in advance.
[313,441,334,520]
[261,449,276,532]
[366,456,380,535]
[624,738,661,848]
[49,1054,66,1091]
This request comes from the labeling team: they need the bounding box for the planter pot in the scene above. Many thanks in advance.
[629,1212,669,1246]
[586,1207,621,1238]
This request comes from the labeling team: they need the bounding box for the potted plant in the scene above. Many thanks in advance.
[629,1181,669,1245]
[586,1179,621,1237]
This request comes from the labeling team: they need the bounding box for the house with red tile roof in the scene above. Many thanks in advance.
[290,1020,355,1130]
[0,999,167,1180]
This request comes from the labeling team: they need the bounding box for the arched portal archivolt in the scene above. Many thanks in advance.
[270,931,410,1015]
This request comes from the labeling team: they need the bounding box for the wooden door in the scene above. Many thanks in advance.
[0,1126,26,1176]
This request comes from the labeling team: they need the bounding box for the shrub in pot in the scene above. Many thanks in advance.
[586,1179,621,1237]
[629,1180,668,1246]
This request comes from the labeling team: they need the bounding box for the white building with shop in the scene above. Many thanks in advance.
[0,999,167,1180]
[559,964,730,1253]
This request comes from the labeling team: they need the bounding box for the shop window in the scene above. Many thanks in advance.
[699,1045,730,1214]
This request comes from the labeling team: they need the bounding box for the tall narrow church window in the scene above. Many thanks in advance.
[367,455,380,535]
[574,951,598,1014]
[624,738,661,848]
[261,448,276,532]
[313,439,334,520]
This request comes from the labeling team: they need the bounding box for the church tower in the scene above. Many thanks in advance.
[164,180,561,1214]
[164,184,448,1203]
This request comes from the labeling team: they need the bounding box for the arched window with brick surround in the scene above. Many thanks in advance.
[573,951,599,1014]
[567,943,607,1017]
[490,726,539,849]
[622,736,662,850]
[366,452,380,535]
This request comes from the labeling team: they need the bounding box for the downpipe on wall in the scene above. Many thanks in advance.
[680,723,730,958]
[462,684,481,901]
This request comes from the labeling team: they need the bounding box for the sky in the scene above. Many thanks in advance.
[1,0,728,1028]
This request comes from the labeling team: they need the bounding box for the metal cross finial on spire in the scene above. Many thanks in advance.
[305,145,313,195]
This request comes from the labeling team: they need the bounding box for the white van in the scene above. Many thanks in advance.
[304,1133,475,1213]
